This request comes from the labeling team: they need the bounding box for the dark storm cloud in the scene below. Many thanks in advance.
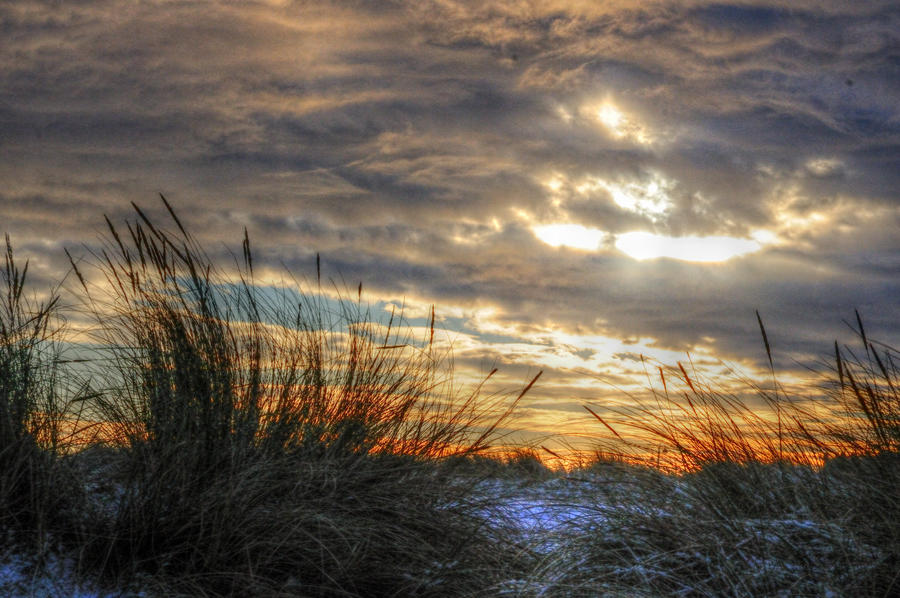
[1,0,898,416]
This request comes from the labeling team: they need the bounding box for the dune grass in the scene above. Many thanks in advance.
[67,200,542,596]
[2,201,540,596]
[547,315,900,597]
[0,236,90,555]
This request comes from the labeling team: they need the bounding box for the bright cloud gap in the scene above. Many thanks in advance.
[534,225,767,263]
[587,100,655,145]
[615,231,763,262]
[533,224,606,251]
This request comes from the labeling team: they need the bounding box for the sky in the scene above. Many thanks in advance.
[2,0,899,450]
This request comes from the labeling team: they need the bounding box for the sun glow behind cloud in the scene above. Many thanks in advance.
[533,223,767,262]
[569,172,676,221]
[534,167,771,262]
[597,104,624,131]
[603,175,673,219]
[614,231,763,262]
[587,100,654,145]
[533,223,605,251]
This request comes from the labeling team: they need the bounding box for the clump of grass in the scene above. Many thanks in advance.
[501,448,553,479]
[828,311,900,454]
[0,236,84,552]
[547,314,900,597]
[64,198,532,596]
[817,316,900,595]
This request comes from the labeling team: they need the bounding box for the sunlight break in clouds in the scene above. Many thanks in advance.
[615,231,763,262]
[600,175,674,220]
[532,223,767,263]
[533,223,605,251]
[569,172,677,221]
[586,100,654,145]
[597,104,624,131]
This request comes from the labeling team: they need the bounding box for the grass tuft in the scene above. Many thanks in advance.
[59,200,530,595]
[0,235,88,554]
[562,314,900,597]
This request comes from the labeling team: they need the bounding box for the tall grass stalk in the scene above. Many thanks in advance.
[63,198,530,595]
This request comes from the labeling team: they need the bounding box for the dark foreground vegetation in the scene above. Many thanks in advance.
[1,201,898,597]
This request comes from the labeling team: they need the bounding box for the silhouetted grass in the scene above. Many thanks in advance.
[0,236,87,554]
[555,315,900,597]
[53,199,535,595]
